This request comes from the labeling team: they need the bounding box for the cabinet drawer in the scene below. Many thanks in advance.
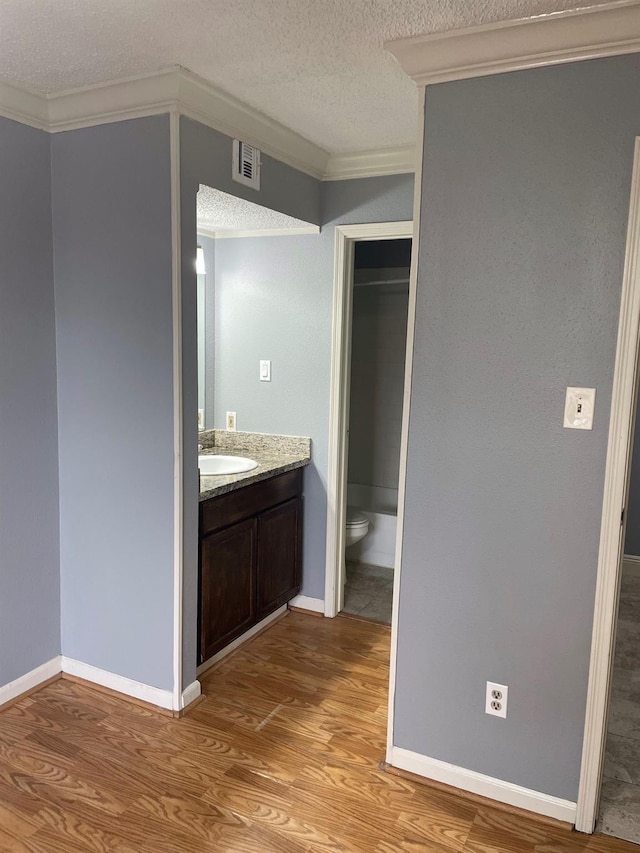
[200,467,303,536]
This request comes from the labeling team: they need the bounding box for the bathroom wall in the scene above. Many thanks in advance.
[199,235,216,429]
[0,117,60,687]
[394,54,640,803]
[208,174,414,604]
[348,273,410,492]
[52,116,175,691]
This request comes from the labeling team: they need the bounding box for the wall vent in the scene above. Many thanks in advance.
[232,140,261,190]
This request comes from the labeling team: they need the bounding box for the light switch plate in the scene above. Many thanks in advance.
[563,387,595,430]
[260,360,271,382]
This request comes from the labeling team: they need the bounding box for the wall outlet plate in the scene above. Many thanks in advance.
[486,681,508,718]
[563,387,595,430]
[226,411,237,431]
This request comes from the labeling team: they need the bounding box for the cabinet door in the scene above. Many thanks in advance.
[199,518,256,663]
[256,497,302,620]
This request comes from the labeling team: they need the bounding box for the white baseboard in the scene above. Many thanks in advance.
[196,604,287,676]
[289,594,325,614]
[181,679,201,709]
[0,654,190,713]
[61,656,174,711]
[0,656,62,708]
[388,746,577,824]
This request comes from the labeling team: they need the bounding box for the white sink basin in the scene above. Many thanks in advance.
[198,454,258,476]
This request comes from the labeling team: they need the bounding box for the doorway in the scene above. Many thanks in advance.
[341,238,412,624]
[324,221,413,621]
[576,137,640,834]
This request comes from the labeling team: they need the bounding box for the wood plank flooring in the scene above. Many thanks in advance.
[0,611,636,852]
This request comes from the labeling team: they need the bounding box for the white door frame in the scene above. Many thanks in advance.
[575,136,640,832]
[170,110,185,712]
[324,220,413,618]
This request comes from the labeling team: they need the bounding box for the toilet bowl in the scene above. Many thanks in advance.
[345,508,370,549]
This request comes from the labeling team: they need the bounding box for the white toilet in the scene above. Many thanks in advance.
[345,507,370,549]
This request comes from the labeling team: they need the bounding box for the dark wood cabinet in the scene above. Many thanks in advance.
[199,468,303,663]
[199,518,257,663]
[256,497,302,620]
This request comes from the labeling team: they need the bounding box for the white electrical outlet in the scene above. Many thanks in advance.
[226,411,237,431]
[486,681,508,718]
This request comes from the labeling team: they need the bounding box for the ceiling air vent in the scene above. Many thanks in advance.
[232,139,261,191]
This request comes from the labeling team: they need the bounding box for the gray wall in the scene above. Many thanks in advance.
[180,116,323,686]
[207,175,414,607]
[0,118,60,685]
[52,116,175,691]
[394,55,640,801]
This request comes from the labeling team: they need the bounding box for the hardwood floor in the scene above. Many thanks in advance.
[0,612,636,852]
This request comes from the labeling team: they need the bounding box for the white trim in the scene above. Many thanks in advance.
[181,680,202,709]
[0,68,416,180]
[387,87,425,760]
[61,657,174,710]
[324,228,352,618]
[170,110,184,713]
[0,79,48,130]
[196,605,287,675]
[176,70,329,179]
[288,595,325,613]
[576,136,640,833]
[0,67,330,180]
[0,656,61,708]
[323,146,416,181]
[324,220,413,619]
[385,0,640,86]
[46,67,180,132]
[197,225,320,240]
[389,747,577,824]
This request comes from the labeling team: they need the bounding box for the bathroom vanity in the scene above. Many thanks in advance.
[198,431,310,665]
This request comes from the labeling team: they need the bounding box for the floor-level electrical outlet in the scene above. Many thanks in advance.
[226,411,237,431]
[486,681,508,718]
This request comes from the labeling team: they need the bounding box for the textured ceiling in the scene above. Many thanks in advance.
[0,0,622,152]
[197,184,314,234]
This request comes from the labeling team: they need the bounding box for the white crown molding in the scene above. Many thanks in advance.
[385,0,640,86]
[0,67,414,180]
[197,225,320,239]
[323,145,416,181]
[176,70,329,179]
[0,78,48,130]
[46,67,180,132]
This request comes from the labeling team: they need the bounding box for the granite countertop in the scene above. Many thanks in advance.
[198,430,311,501]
